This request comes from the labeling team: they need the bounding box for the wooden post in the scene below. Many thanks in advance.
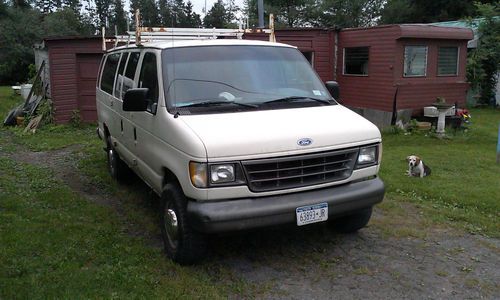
[497,124,500,163]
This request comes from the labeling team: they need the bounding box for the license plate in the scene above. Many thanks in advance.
[296,203,328,226]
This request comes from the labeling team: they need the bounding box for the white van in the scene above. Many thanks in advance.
[96,38,385,264]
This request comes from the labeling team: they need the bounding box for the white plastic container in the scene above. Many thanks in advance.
[20,84,33,101]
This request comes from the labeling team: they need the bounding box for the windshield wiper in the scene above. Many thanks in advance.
[177,100,257,108]
[261,96,332,105]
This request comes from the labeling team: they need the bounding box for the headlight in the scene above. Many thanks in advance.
[210,164,235,184]
[189,162,245,188]
[356,145,378,168]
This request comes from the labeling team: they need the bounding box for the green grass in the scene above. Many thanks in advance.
[1,85,499,297]
[0,157,232,299]
[379,109,500,237]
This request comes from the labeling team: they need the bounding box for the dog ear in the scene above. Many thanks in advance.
[415,156,421,165]
[406,156,411,162]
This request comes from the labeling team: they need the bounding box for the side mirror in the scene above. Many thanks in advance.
[325,81,340,100]
[123,88,149,112]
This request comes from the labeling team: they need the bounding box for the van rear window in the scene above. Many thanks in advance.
[101,53,120,94]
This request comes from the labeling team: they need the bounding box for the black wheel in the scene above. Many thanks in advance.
[330,207,373,233]
[159,183,206,265]
[106,136,130,182]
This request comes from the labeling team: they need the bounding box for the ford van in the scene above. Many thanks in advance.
[96,39,385,264]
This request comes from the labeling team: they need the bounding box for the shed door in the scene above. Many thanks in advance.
[76,53,101,122]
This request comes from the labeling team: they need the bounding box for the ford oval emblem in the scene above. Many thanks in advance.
[297,138,313,146]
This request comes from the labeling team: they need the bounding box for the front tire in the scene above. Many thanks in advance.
[106,136,129,182]
[330,207,373,233]
[159,183,206,264]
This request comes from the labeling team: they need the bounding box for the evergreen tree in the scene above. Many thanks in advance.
[182,1,202,27]
[158,0,173,26]
[94,0,110,31]
[380,0,497,24]
[62,0,81,13]
[204,0,227,27]
[315,0,384,28]
[140,0,160,26]
[172,0,187,26]
[110,0,127,33]
[35,0,62,13]
[204,0,238,28]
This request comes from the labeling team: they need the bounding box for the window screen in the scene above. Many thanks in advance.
[438,47,458,76]
[138,52,159,111]
[121,52,140,97]
[114,53,128,98]
[404,46,427,77]
[344,47,369,75]
[101,53,120,94]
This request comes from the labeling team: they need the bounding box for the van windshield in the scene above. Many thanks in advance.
[162,45,335,114]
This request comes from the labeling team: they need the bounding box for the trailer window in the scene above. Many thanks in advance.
[100,53,120,94]
[404,46,427,77]
[343,47,369,75]
[438,47,458,76]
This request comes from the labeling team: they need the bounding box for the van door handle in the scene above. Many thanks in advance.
[110,100,113,107]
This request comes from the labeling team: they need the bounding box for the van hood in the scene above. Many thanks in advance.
[180,105,381,160]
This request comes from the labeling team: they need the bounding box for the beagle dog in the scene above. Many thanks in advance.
[406,155,431,178]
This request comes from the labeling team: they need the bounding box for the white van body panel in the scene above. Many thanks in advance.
[179,105,380,160]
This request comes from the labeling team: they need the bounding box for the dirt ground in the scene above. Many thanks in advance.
[5,142,500,299]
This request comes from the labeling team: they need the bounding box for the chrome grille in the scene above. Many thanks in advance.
[242,148,358,192]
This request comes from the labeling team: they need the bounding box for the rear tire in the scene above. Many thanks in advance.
[159,183,206,265]
[106,136,130,182]
[330,207,373,233]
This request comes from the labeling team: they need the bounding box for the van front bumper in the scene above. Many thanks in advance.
[187,177,385,233]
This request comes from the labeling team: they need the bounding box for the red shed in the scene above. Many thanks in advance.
[43,37,105,124]
[337,24,473,124]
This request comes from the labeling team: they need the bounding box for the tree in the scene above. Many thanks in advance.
[35,0,62,14]
[316,0,384,28]
[204,0,227,27]
[109,0,127,33]
[204,0,239,28]
[182,1,202,27]
[265,0,308,28]
[466,2,500,105]
[94,0,110,31]
[380,0,497,24]
[158,0,173,26]
[43,8,95,36]
[0,6,43,84]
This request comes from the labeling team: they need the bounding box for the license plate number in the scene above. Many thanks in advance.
[296,203,328,226]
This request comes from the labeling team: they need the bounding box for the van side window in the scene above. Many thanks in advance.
[122,52,140,97]
[101,53,120,94]
[114,53,129,98]
[138,52,159,112]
